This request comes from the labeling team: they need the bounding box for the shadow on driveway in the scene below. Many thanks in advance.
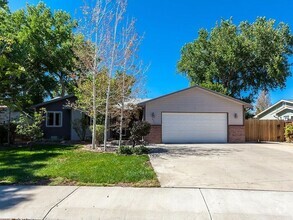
[149,145,243,158]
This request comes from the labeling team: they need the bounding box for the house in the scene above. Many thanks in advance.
[32,95,146,141]
[139,85,252,144]
[31,95,91,141]
[0,106,20,125]
[254,99,293,121]
[110,98,148,139]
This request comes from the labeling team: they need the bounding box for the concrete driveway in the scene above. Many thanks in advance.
[149,143,293,191]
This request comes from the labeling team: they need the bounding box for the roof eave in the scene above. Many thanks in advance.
[254,100,288,118]
[30,95,76,109]
[138,85,252,108]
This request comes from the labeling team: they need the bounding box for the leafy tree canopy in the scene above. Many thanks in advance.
[0,0,8,9]
[0,2,79,110]
[178,17,293,103]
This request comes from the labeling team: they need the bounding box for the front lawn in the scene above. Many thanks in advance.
[0,145,159,186]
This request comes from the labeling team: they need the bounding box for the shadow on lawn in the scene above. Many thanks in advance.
[0,145,77,211]
[149,145,242,157]
[0,145,77,185]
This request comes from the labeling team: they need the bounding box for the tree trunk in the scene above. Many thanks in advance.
[118,73,125,148]
[92,72,97,149]
[103,5,120,151]
[7,107,11,146]
[103,81,111,151]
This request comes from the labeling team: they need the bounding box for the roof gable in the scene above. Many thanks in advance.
[31,95,76,108]
[254,99,293,118]
[139,85,252,108]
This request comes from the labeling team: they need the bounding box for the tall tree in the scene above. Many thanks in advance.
[0,2,78,111]
[178,18,293,103]
[75,0,113,149]
[75,0,145,150]
[102,0,126,150]
[255,90,271,114]
[116,18,146,147]
[0,0,8,9]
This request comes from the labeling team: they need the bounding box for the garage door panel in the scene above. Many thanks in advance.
[162,113,227,143]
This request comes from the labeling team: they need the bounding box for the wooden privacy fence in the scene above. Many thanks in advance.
[245,119,287,142]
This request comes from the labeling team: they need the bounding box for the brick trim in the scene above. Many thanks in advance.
[229,125,245,143]
[145,125,162,144]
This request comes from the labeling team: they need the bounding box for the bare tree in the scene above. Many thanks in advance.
[74,0,146,150]
[103,0,127,150]
[116,19,147,147]
[255,90,271,114]
[73,0,112,149]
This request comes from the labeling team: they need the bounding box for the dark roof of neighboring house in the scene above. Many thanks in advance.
[31,95,76,108]
[138,85,253,108]
[254,99,293,118]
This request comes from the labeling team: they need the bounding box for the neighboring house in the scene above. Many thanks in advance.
[31,95,91,141]
[254,100,293,121]
[0,106,20,125]
[139,85,252,144]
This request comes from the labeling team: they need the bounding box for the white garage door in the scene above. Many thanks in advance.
[162,112,228,143]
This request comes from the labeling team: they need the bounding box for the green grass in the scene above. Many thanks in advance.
[0,145,159,186]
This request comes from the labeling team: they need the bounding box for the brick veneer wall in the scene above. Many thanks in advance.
[229,125,245,143]
[145,125,162,144]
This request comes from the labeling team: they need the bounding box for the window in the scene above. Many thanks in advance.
[283,116,289,121]
[46,111,62,127]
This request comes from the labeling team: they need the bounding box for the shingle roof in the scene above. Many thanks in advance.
[138,85,252,108]
[31,95,76,108]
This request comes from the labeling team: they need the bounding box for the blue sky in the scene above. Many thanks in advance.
[9,0,293,103]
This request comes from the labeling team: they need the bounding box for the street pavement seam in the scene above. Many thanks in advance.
[42,186,80,220]
[199,188,213,220]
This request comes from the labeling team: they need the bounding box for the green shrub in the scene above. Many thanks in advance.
[285,124,293,142]
[130,121,151,147]
[132,145,149,155]
[118,145,149,155]
[16,110,45,143]
[90,124,104,146]
[117,146,133,155]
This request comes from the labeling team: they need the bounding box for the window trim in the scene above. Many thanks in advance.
[46,111,63,127]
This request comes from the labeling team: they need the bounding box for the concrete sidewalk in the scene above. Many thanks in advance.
[1,186,293,220]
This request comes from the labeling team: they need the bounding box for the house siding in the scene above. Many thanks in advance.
[36,97,76,140]
[71,109,92,141]
[145,87,243,126]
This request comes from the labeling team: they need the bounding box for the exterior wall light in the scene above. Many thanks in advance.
[234,113,238,118]
[151,112,155,118]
